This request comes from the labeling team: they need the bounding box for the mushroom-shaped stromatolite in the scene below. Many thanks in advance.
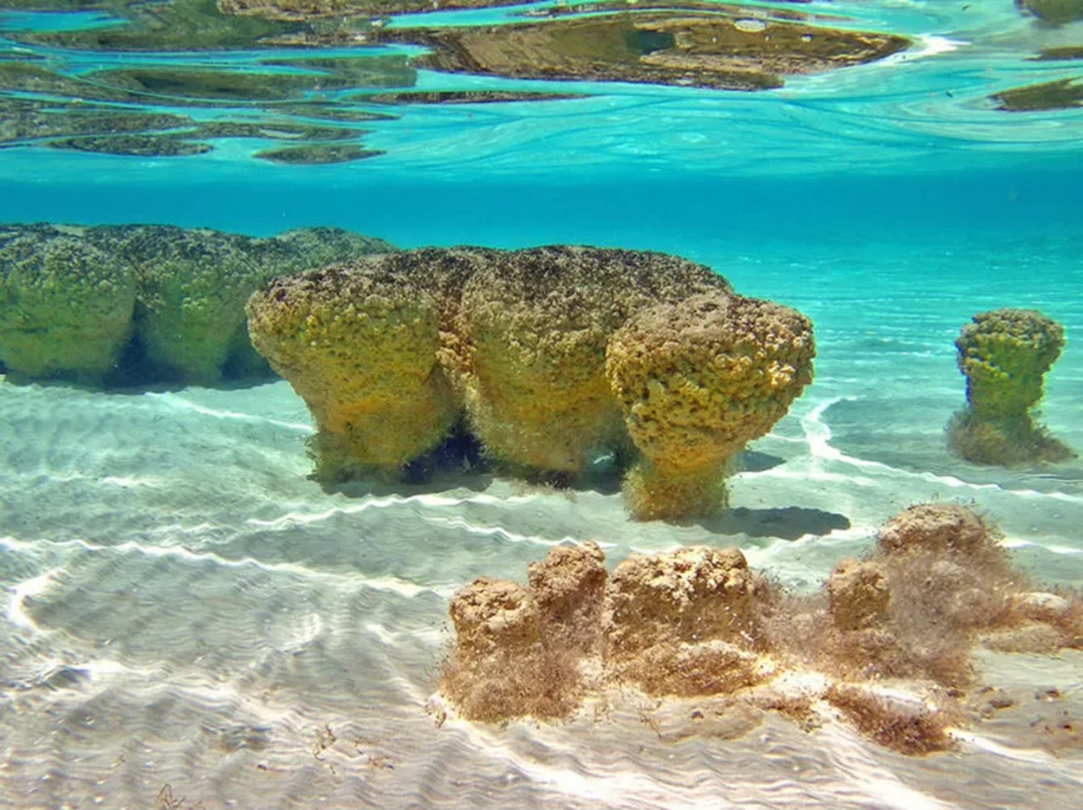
[948,308,1073,465]
[605,291,815,521]
[0,224,137,381]
[91,224,393,385]
[246,258,457,477]
[452,246,731,476]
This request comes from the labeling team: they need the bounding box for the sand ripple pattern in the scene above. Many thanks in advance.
[2,242,1081,808]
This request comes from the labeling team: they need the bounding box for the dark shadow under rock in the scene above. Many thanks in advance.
[699,506,851,540]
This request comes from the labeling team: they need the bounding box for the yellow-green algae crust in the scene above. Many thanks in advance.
[606,291,815,520]
[247,259,457,474]
[452,246,732,475]
[948,307,1073,465]
[0,225,137,381]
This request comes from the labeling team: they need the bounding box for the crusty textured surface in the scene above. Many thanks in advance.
[606,290,814,518]
[827,559,891,632]
[877,503,995,557]
[453,246,731,472]
[955,308,1064,419]
[527,541,607,654]
[604,546,766,671]
[247,258,456,470]
[948,308,1073,465]
[0,224,136,380]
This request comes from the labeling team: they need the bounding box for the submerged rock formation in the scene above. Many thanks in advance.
[247,245,812,519]
[606,292,814,520]
[0,223,393,386]
[247,254,458,477]
[452,247,732,477]
[947,308,1073,465]
[0,224,137,382]
[437,504,1083,755]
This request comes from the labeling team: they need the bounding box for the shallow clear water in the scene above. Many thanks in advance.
[1,1,1082,808]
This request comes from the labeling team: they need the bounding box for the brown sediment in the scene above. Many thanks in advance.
[947,308,1073,465]
[438,504,1083,755]
[372,12,910,91]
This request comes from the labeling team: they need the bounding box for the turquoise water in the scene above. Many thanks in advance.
[2,2,1082,808]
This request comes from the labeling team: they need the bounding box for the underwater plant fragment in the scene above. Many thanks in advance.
[372,12,910,90]
[947,308,1073,465]
[437,504,1083,755]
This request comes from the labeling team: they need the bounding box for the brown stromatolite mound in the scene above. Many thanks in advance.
[526,541,607,654]
[877,503,998,559]
[604,546,772,696]
[442,569,586,722]
[452,246,731,475]
[448,577,540,658]
[605,291,815,520]
[827,559,891,632]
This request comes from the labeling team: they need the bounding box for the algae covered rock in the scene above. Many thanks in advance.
[437,506,1083,754]
[246,256,457,476]
[96,225,279,384]
[877,503,995,558]
[442,566,587,722]
[604,546,771,696]
[605,291,815,521]
[453,247,731,476]
[0,224,137,381]
[947,308,1073,465]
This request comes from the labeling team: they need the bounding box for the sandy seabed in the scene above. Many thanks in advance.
[2,241,1082,808]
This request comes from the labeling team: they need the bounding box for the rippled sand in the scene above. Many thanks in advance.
[2,240,1082,808]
